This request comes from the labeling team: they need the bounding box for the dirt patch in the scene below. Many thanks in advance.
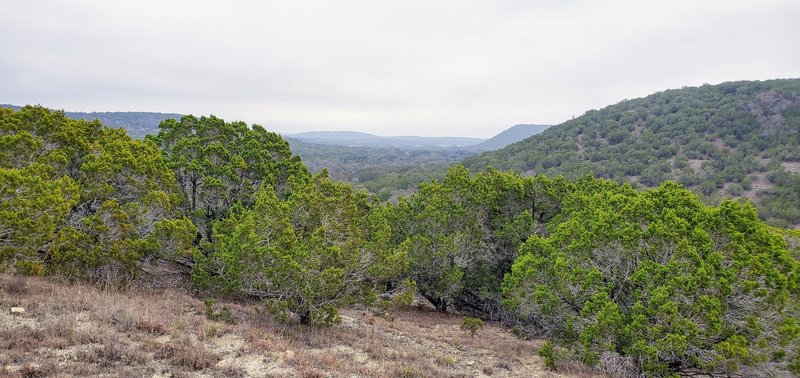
[781,162,800,174]
[749,90,800,135]
[742,172,774,200]
[688,159,709,173]
[712,138,726,151]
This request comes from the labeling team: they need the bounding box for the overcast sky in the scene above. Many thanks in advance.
[1,1,799,137]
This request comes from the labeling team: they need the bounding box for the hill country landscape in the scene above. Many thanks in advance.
[2,1,800,378]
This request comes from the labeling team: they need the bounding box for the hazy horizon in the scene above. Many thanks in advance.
[2,1,799,138]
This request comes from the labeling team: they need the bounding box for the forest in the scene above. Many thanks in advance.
[2,99,799,377]
[465,79,800,228]
[286,138,468,201]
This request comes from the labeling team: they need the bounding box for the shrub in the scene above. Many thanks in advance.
[538,341,556,370]
[193,175,407,325]
[202,298,235,324]
[2,275,29,294]
[503,180,800,376]
[460,317,485,338]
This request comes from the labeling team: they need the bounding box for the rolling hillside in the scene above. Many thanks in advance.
[286,139,469,200]
[473,124,551,151]
[463,79,800,227]
[288,131,485,149]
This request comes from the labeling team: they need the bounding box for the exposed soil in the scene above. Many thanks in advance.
[0,274,597,377]
[782,161,800,174]
[742,171,773,200]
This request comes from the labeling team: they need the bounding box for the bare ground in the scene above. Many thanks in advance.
[0,274,597,378]
[687,159,708,173]
[742,171,773,200]
[782,162,800,174]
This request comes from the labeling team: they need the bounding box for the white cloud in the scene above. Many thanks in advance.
[1,0,798,137]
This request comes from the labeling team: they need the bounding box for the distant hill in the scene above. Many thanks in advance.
[473,124,551,151]
[290,131,379,141]
[286,138,472,200]
[288,131,485,149]
[286,125,556,199]
[463,79,800,228]
[0,104,181,139]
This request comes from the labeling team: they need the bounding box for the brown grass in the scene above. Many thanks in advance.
[0,274,597,377]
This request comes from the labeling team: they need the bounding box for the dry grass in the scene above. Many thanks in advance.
[0,274,598,377]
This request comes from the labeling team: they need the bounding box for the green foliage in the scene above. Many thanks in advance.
[6,102,798,377]
[0,106,195,281]
[152,115,310,243]
[461,317,485,338]
[0,164,80,267]
[192,173,408,325]
[393,279,417,308]
[202,298,235,324]
[502,179,800,376]
[287,138,465,199]
[385,165,572,318]
[464,79,800,227]
[539,341,556,370]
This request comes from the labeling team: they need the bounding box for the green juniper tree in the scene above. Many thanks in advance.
[0,106,195,280]
[503,180,800,377]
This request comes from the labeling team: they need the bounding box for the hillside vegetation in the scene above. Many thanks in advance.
[464,79,800,228]
[287,138,469,200]
[288,125,552,200]
[2,105,799,377]
[288,131,484,149]
[0,104,180,139]
[1,104,544,201]
[474,124,551,151]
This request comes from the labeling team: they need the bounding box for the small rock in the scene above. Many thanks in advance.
[10,307,25,315]
[467,360,475,366]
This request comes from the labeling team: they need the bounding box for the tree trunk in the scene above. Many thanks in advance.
[191,176,197,211]
[419,289,448,313]
[205,205,213,242]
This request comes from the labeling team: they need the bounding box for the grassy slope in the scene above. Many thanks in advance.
[0,274,591,378]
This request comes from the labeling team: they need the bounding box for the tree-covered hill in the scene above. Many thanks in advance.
[288,131,484,149]
[0,104,180,139]
[286,124,555,200]
[463,79,800,228]
[473,124,551,151]
[286,138,469,200]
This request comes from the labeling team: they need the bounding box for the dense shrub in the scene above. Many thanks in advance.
[0,106,195,280]
[192,173,408,324]
[503,180,800,376]
[384,165,572,318]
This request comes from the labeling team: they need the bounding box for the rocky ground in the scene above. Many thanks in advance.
[0,274,599,377]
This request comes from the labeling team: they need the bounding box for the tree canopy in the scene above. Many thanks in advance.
[150,115,309,244]
[0,106,195,280]
[503,180,800,376]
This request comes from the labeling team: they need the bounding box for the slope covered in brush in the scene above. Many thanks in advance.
[463,79,800,227]
[473,124,551,151]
